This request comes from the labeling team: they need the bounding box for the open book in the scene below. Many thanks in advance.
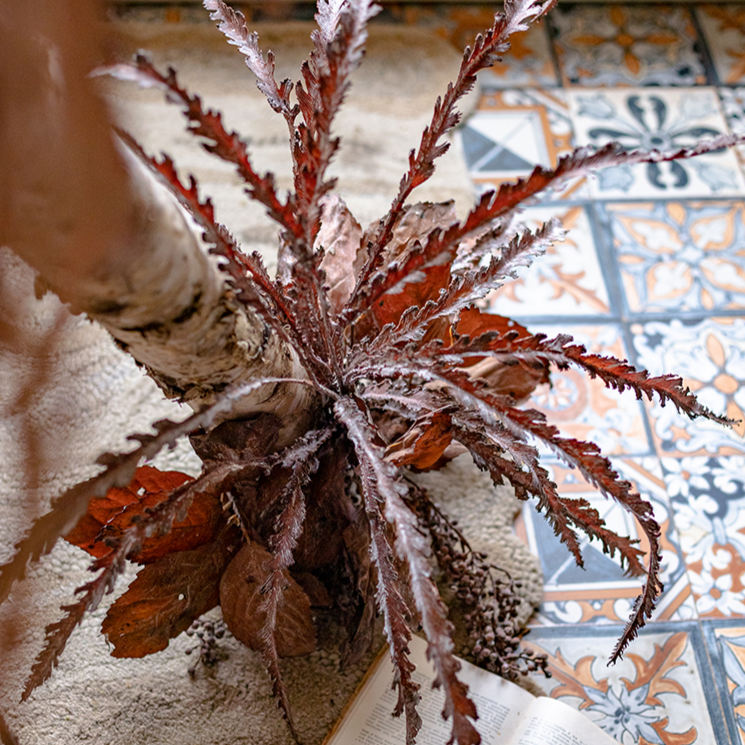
[324,634,620,745]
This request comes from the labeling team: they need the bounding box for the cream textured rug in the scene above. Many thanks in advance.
[0,19,544,745]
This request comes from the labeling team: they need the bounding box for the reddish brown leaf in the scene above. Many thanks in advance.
[219,541,316,657]
[372,263,451,329]
[385,410,454,470]
[455,308,549,400]
[64,466,222,563]
[101,533,237,658]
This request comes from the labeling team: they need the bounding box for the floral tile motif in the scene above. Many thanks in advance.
[569,88,745,199]
[549,5,705,87]
[720,87,745,166]
[517,457,691,626]
[663,456,745,619]
[696,5,745,85]
[479,23,558,89]
[463,90,587,200]
[487,204,612,319]
[525,623,723,744]
[526,323,651,455]
[631,317,745,457]
[602,201,745,313]
[703,621,745,744]
[380,4,558,87]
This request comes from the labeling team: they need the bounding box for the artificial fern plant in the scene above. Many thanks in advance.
[0,1,739,744]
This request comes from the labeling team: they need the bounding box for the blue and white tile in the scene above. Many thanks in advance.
[662,456,745,619]
[719,87,745,166]
[463,89,587,200]
[569,88,745,199]
[630,317,745,457]
[600,200,745,314]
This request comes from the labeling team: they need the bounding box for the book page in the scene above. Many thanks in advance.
[514,697,619,745]
[325,634,535,745]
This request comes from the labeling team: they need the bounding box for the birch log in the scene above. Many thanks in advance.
[0,0,314,441]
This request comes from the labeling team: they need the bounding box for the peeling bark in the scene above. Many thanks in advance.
[0,0,315,443]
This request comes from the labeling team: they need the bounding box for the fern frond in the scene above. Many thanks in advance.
[99,56,303,240]
[204,0,297,124]
[258,427,334,741]
[0,379,312,608]
[336,396,479,745]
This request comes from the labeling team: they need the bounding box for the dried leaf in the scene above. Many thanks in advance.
[455,308,549,400]
[219,541,316,657]
[372,263,451,330]
[317,195,363,313]
[65,466,223,563]
[385,410,454,470]
[101,532,237,658]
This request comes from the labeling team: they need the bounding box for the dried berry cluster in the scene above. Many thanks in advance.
[185,618,228,678]
[409,484,549,681]
[0,1,739,744]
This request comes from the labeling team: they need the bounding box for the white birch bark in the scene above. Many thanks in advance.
[0,0,315,443]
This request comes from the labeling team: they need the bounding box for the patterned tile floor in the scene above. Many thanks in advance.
[110,3,745,743]
[454,4,745,743]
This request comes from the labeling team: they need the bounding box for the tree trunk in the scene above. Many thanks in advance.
[0,0,315,443]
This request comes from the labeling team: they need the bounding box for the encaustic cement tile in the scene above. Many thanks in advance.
[703,621,745,744]
[719,87,745,168]
[568,88,745,200]
[383,5,558,88]
[462,90,587,200]
[524,323,651,456]
[662,456,745,619]
[696,5,745,85]
[477,22,558,90]
[600,200,745,314]
[516,457,694,627]
[524,623,724,745]
[486,204,612,319]
[630,317,745,457]
[549,4,706,88]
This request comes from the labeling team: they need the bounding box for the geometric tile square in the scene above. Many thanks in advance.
[550,5,706,87]
[662,456,745,618]
[696,5,745,85]
[463,90,587,200]
[524,623,724,745]
[487,204,612,319]
[602,200,745,313]
[526,323,652,456]
[569,88,745,199]
[631,317,745,456]
[519,457,693,626]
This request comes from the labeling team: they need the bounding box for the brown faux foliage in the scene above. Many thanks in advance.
[1,0,741,743]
